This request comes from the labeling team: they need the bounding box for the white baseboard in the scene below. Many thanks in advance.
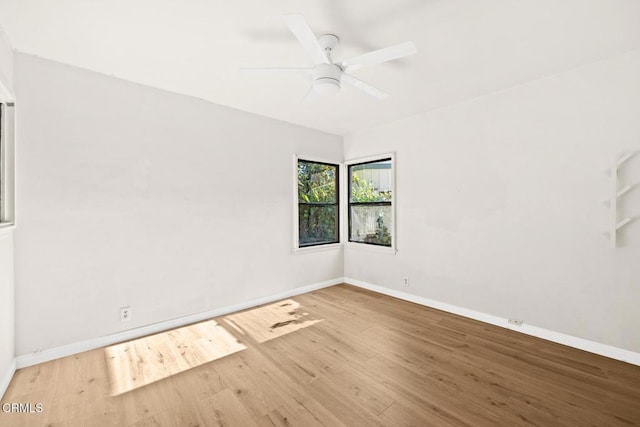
[15,278,342,369]
[344,277,640,367]
[0,358,16,399]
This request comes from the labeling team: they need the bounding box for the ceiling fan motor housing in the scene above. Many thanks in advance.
[313,63,342,94]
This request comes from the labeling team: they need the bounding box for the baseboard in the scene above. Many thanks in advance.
[15,278,343,369]
[0,358,16,399]
[344,277,640,367]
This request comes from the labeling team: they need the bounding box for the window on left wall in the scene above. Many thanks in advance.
[0,102,16,226]
[297,159,339,247]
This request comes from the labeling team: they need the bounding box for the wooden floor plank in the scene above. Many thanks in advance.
[2,284,640,426]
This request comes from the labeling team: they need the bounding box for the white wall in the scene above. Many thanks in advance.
[0,26,12,94]
[345,49,640,353]
[0,25,14,397]
[11,43,640,362]
[13,53,343,356]
[0,232,14,395]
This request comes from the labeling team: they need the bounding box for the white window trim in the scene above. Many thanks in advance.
[344,152,397,255]
[293,154,344,253]
[0,80,16,231]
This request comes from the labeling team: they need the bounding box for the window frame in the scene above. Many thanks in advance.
[345,153,396,253]
[294,155,342,252]
[0,97,15,231]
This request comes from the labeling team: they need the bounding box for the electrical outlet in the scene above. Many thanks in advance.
[120,306,132,322]
[508,318,523,327]
[402,277,410,286]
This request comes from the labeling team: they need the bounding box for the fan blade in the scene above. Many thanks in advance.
[240,67,312,76]
[302,85,318,104]
[341,41,417,71]
[342,74,389,99]
[283,14,328,64]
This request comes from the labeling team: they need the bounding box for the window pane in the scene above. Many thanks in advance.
[349,204,392,246]
[299,205,338,246]
[0,105,3,216]
[350,159,392,203]
[298,161,337,204]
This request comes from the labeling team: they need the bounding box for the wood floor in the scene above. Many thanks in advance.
[2,284,640,426]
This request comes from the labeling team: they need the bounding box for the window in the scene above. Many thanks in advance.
[348,157,393,247]
[297,159,339,247]
[0,102,15,226]
[0,104,3,218]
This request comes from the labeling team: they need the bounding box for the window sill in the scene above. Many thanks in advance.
[344,242,397,255]
[295,242,343,254]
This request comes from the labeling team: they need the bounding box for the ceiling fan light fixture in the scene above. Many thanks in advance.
[312,63,342,95]
[313,77,341,95]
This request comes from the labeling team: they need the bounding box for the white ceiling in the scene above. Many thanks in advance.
[1,0,639,135]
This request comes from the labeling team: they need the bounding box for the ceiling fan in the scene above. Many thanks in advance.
[242,14,417,100]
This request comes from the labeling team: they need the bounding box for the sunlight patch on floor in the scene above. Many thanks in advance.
[105,320,246,396]
[224,299,323,343]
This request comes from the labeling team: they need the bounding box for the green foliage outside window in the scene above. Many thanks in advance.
[350,173,391,203]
